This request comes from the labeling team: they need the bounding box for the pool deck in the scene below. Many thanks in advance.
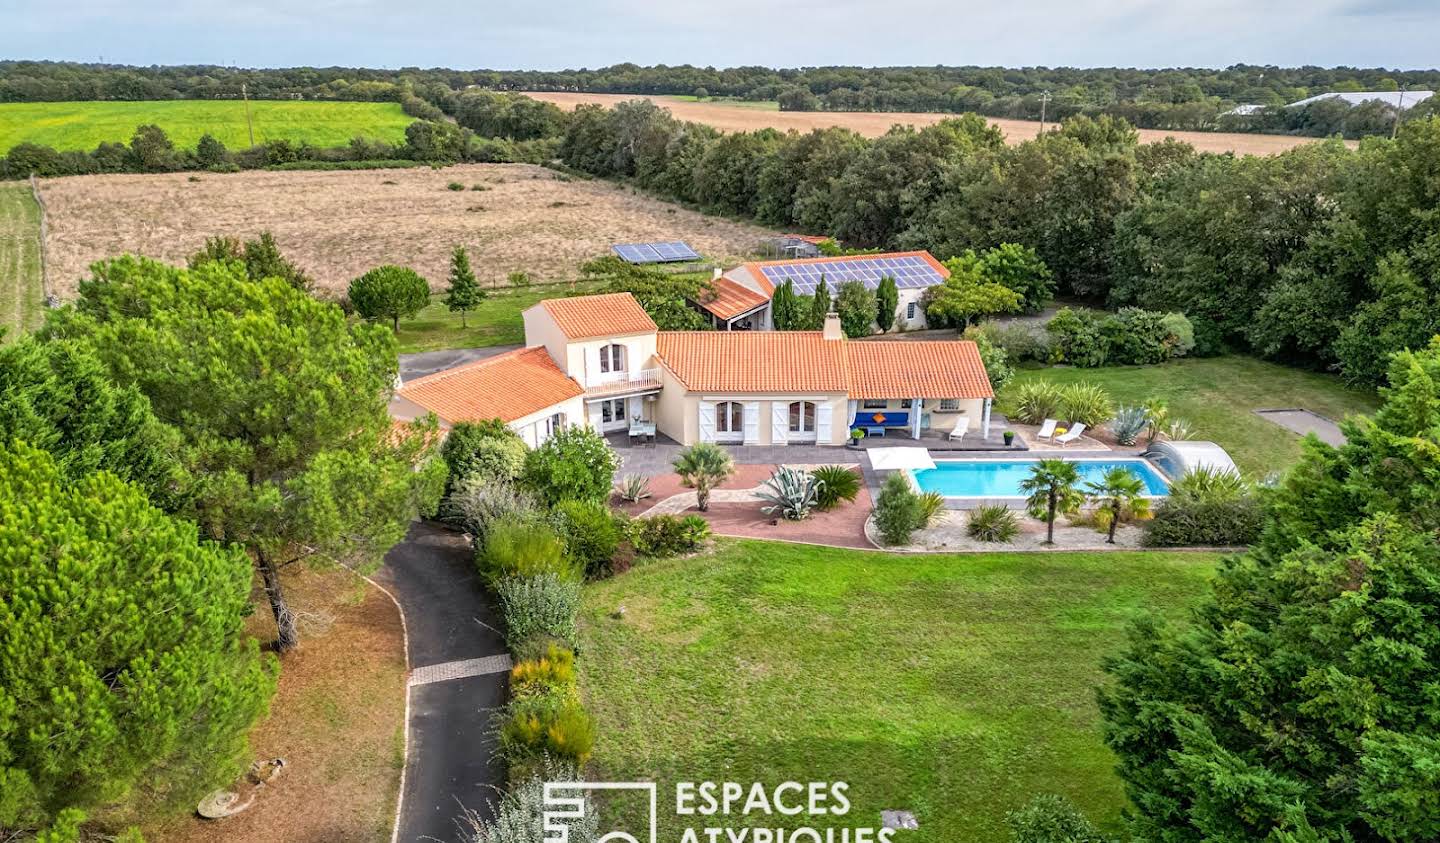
[862,447,1160,511]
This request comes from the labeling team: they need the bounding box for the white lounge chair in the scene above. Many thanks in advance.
[1054,423,1087,447]
[1036,419,1059,440]
[948,416,971,441]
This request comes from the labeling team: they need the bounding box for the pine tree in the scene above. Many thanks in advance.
[1099,338,1440,841]
[875,274,898,332]
[808,275,831,329]
[770,279,799,330]
[444,245,486,328]
[46,256,446,652]
[0,440,274,830]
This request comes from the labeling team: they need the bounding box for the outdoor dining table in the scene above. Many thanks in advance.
[628,421,657,446]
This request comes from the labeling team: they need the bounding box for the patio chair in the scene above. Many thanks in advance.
[948,416,971,441]
[1035,419,1059,440]
[1054,423,1087,447]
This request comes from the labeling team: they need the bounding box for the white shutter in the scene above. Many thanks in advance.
[847,400,859,430]
[816,402,834,444]
[698,401,717,443]
[743,401,760,444]
[771,402,789,445]
[520,422,538,448]
[587,401,603,431]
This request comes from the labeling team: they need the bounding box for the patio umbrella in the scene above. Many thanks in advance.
[866,447,936,472]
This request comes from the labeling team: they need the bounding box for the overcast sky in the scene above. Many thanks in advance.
[4,0,1437,71]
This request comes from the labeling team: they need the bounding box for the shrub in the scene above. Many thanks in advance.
[444,476,539,537]
[441,420,528,489]
[462,759,598,843]
[966,504,1020,542]
[479,518,577,582]
[874,472,922,545]
[552,499,620,578]
[615,473,651,503]
[1109,406,1148,446]
[447,181,465,190]
[1045,307,1110,367]
[962,326,1016,394]
[1142,495,1264,547]
[1168,465,1248,502]
[1163,418,1196,441]
[494,573,582,651]
[757,466,822,520]
[1109,307,1173,365]
[523,426,619,506]
[1058,382,1114,428]
[1004,380,1064,424]
[971,321,1051,363]
[499,695,596,765]
[1161,312,1196,357]
[509,644,576,699]
[630,513,710,557]
[810,465,861,510]
[1006,793,1110,843]
[916,490,946,527]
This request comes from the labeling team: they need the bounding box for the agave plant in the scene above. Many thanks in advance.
[756,466,823,521]
[1109,405,1149,446]
[615,473,651,503]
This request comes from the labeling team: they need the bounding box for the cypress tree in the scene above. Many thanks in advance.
[875,274,898,332]
[770,279,799,330]
[808,275,831,329]
[444,245,486,328]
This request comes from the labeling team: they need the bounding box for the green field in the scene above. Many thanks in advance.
[1010,356,1379,476]
[394,282,602,354]
[0,182,44,337]
[580,540,1219,842]
[0,100,413,152]
[670,95,781,111]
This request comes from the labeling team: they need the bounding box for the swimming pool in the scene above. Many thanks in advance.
[908,458,1170,498]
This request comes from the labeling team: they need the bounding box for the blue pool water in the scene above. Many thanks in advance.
[909,459,1170,498]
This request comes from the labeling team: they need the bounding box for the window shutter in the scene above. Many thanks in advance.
[587,401,603,431]
[698,401,717,443]
[816,402,834,443]
[743,401,760,444]
[771,402,789,445]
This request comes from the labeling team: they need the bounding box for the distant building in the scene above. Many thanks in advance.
[1286,91,1434,110]
[1222,104,1267,117]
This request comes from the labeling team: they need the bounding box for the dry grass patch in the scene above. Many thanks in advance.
[526,92,1352,155]
[144,568,406,843]
[36,163,778,297]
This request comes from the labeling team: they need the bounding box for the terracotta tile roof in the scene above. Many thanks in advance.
[656,332,849,393]
[695,277,771,320]
[538,292,657,340]
[398,347,583,423]
[845,340,993,399]
[737,250,950,294]
[783,233,832,244]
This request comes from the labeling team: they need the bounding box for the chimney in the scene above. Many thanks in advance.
[822,311,843,340]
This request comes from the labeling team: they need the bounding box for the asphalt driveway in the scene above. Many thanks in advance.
[376,521,511,843]
[399,346,521,382]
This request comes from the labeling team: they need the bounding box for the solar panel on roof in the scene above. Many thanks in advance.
[758,255,945,295]
[611,241,700,264]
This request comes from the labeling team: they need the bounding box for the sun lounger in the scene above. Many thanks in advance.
[1054,423,1087,447]
[1036,419,1058,440]
[949,416,971,440]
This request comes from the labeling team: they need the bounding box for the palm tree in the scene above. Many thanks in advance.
[1085,466,1149,544]
[1018,459,1083,544]
[672,443,734,512]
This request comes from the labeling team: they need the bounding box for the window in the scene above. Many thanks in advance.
[715,401,744,434]
[938,399,961,412]
[789,401,816,434]
[861,399,888,410]
[900,399,913,409]
[599,343,624,373]
[600,398,626,424]
[543,412,565,439]
[906,302,917,320]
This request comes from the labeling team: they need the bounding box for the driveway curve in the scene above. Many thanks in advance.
[376,521,511,843]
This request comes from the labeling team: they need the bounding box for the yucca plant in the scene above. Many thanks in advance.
[615,473,651,503]
[1142,397,1169,445]
[916,490,946,527]
[1163,418,1196,441]
[810,465,861,510]
[1003,380,1064,424]
[757,466,822,520]
[966,504,1020,542]
[1109,406,1149,446]
[1170,465,1247,502]
[1058,382,1114,428]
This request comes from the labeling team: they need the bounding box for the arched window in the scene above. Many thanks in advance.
[715,401,744,434]
[789,401,816,434]
[599,343,625,373]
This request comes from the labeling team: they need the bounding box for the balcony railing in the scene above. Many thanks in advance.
[584,368,662,395]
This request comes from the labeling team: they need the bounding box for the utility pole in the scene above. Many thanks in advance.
[1392,86,1406,139]
[242,82,255,147]
[1038,92,1052,135]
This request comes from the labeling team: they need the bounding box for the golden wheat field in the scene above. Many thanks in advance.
[36,163,778,297]
[526,91,1344,155]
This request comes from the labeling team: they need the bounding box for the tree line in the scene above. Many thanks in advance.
[545,99,1439,386]
[5,60,1439,137]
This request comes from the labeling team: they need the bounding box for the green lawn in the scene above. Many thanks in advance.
[0,100,412,152]
[0,182,44,338]
[1010,356,1380,476]
[394,281,601,354]
[669,95,781,111]
[579,540,1220,842]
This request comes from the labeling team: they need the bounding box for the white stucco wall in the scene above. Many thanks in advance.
[508,394,587,448]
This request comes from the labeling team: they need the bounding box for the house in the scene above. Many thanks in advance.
[694,251,950,332]
[395,291,995,447]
